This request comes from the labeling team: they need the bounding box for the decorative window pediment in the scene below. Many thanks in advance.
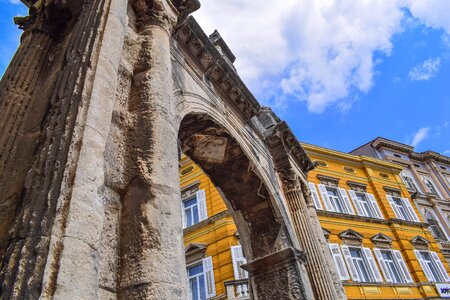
[347,181,367,192]
[339,229,363,246]
[317,174,339,187]
[185,243,207,265]
[410,235,430,250]
[370,233,392,248]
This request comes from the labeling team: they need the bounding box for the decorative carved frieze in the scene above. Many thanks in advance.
[243,248,308,300]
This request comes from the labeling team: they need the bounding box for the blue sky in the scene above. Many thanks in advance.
[1,1,449,155]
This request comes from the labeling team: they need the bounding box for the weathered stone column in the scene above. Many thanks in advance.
[300,177,347,300]
[0,7,57,256]
[280,169,339,300]
[117,1,197,298]
[0,0,111,298]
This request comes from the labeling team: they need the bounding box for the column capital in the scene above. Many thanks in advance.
[279,168,302,193]
[14,1,76,38]
[131,0,200,33]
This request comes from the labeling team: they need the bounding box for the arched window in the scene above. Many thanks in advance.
[426,212,448,241]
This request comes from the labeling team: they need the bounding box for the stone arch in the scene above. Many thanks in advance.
[179,112,290,260]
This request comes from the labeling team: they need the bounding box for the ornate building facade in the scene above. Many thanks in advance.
[180,142,450,299]
[305,142,450,299]
[352,138,450,262]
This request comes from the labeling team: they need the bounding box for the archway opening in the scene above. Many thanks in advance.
[178,113,288,299]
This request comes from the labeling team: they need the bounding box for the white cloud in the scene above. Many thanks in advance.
[409,58,441,81]
[194,1,450,113]
[411,127,431,147]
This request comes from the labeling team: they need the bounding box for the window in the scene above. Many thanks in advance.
[317,184,355,215]
[424,176,438,195]
[426,212,448,241]
[308,182,323,210]
[386,195,420,222]
[348,190,383,219]
[400,170,420,192]
[373,249,413,283]
[188,263,206,300]
[341,246,382,282]
[231,245,248,280]
[327,187,346,213]
[182,190,208,228]
[329,244,350,280]
[187,257,216,300]
[414,250,450,282]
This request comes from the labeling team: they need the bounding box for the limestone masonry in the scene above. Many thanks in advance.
[0,0,342,299]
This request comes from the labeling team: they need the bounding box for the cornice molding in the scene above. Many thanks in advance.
[174,17,261,122]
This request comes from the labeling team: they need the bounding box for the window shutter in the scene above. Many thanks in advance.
[231,245,248,280]
[318,184,335,212]
[202,256,216,298]
[402,198,420,222]
[181,201,186,229]
[363,248,383,282]
[328,243,350,280]
[431,252,450,282]
[308,182,323,210]
[386,195,402,219]
[338,188,355,215]
[414,250,434,282]
[196,190,208,221]
[348,190,365,217]
[373,248,392,283]
[341,245,360,282]
[393,250,413,283]
[366,193,383,219]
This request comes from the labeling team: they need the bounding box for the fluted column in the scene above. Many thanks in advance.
[280,169,338,300]
[0,0,109,298]
[0,17,55,256]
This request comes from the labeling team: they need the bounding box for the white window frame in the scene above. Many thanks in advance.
[373,249,413,283]
[231,245,248,280]
[386,195,420,222]
[328,243,350,280]
[348,190,383,219]
[308,182,323,210]
[187,257,216,300]
[317,184,355,215]
[414,250,450,283]
[182,190,208,228]
[341,246,382,283]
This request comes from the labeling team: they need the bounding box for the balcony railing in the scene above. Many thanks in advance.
[224,279,250,299]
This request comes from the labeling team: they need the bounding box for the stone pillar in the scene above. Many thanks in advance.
[280,169,339,300]
[244,248,310,300]
[117,1,188,298]
[300,177,346,299]
[0,0,108,298]
[0,10,55,256]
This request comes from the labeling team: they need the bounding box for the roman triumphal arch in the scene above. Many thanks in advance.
[0,0,345,299]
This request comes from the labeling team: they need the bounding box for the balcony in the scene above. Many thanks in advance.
[225,279,250,299]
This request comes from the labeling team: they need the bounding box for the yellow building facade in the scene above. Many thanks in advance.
[304,142,450,299]
[180,142,450,299]
[180,155,249,300]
